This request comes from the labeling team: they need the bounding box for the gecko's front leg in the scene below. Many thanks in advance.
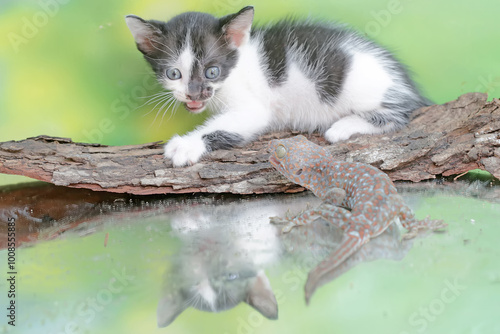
[270,202,352,233]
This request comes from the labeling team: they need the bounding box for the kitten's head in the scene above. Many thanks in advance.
[125,6,254,114]
[157,264,278,328]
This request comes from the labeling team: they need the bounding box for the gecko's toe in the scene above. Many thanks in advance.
[402,230,419,240]
[269,216,287,225]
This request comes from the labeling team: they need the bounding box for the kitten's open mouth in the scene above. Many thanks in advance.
[185,101,207,113]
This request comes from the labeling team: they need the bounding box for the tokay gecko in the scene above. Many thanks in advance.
[269,135,447,302]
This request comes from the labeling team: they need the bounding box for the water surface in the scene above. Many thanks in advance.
[0,181,499,334]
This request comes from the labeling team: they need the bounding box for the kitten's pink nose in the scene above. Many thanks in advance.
[186,94,200,101]
[186,87,213,101]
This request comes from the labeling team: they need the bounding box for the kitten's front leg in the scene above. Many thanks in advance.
[164,134,211,167]
[164,108,269,167]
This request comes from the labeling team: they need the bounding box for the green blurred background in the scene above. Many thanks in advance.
[0,0,499,185]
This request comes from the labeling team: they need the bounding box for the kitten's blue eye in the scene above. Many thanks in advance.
[205,66,220,79]
[166,68,181,80]
[226,273,239,281]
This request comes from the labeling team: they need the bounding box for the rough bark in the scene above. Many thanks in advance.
[0,93,499,195]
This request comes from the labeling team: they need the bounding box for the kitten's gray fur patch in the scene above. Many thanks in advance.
[253,21,351,100]
[202,131,245,151]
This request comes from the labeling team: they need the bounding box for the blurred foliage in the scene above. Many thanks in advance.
[0,0,499,185]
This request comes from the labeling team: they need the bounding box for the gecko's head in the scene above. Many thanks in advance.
[268,135,329,188]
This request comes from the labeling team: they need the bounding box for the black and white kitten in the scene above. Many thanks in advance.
[126,6,429,166]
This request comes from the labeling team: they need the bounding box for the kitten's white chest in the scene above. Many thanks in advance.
[216,42,271,111]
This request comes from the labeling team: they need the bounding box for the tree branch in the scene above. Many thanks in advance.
[1,93,499,195]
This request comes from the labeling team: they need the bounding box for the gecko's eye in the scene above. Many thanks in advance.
[275,145,287,159]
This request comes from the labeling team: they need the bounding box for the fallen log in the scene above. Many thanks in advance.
[0,93,499,195]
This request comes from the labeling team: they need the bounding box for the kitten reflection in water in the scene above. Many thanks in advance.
[156,201,281,327]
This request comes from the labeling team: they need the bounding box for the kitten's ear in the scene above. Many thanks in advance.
[125,15,163,56]
[220,6,254,48]
[156,291,188,328]
[245,270,278,319]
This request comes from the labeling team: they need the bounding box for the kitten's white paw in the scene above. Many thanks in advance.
[324,125,354,143]
[325,116,381,143]
[164,135,207,167]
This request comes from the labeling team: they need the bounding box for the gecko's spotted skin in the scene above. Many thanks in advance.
[268,135,447,302]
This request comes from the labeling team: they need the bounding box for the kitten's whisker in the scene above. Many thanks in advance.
[149,40,174,57]
[142,90,166,97]
[148,96,174,127]
[210,94,229,111]
[140,91,168,100]
[225,288,238,305]
[143,54,172,67]
[138,92,172,112]
[149,91,173,103]
[166,100,180,122]
[159,97,179,125]
[146,92,173,105]
[146,95,172,107]
[154,95,177,125]
[183,290,199,309]
[206,34,223,54]
[205,34,225,57]
[143,98,167,118]
[143,54,162,62]
[150,38,178,58]
[206,49,235,61]
[192,293,204,310]
[142,94,172,117]
[220,287,231,310]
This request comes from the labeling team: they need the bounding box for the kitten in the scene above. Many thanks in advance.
[126,6,429,166]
